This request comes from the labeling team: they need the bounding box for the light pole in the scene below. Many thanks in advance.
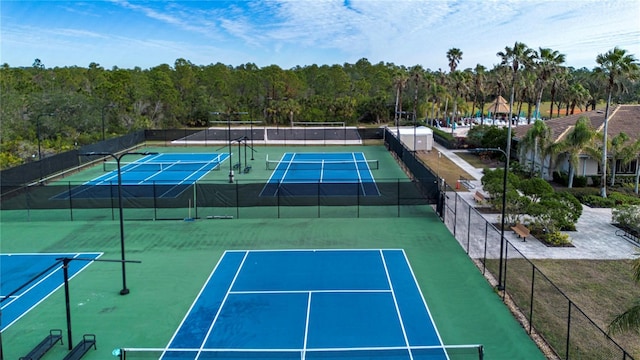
[474,147,508,291]
[57,256,141,348]
[81,151,157,295]
[101,103,116,141]
[35,113,54,160]
[211,111,248,183]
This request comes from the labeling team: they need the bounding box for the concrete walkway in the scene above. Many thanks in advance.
[434,142,640,260]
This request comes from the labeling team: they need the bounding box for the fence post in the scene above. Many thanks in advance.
[110,181,115,221]
[68,181,74,221]
[397,179,400,217]
[466,205,471,254]
[566,301,572,360]
[153,181,157,221]
[357,181,360,218]
[529,266,536,334]
[453,191,458,236]
[482,222,489,275]
[235,179,240,219]
[502,243,509,300]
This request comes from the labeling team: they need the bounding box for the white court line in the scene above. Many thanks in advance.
[302,292,312,360]
[399,249,450,359]
[229,289,391,295]
[163,249,441,359]
[1,252,103,331]
[195,251,250,360]
[162,250,233,359]
[379,249,415,360]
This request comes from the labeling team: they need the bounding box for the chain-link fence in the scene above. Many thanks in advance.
[1,178,433,222]
[442,188,635,360]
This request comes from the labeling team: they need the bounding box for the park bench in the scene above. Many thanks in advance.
[473,191,487,203]
[511,223,530,241]
[19,329,63,360]
[243,165,252,173]
[62,334,96,360]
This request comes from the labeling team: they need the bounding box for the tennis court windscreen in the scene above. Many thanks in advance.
[103,161,222,172]
[265,159,379,171]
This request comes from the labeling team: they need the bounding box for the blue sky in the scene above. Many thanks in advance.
[1,0,639,71]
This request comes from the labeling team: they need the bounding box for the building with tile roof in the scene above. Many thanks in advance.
[513,104,640,182]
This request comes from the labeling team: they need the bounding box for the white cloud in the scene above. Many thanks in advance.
[2,0,638,69]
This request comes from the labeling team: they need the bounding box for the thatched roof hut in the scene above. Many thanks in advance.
[486,95,510,115]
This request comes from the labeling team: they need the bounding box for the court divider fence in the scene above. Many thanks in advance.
[441,186,635,360]
[0,179,433,222]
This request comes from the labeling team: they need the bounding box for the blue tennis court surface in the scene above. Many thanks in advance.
[261,152,380,197]
[163,249,451,359]
[0,252,102,331]
[55,153,229,199]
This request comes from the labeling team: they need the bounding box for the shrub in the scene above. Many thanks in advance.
[481,126,510,150]
[544,231,572,246]
[527,192,581,233]
[552,171,588,187]
[429,126,455,141]
[563,187,599,202]
[572,175,588,187]
[465,125,488,148]
[553,171,569,186]
[609,192,640,206]
[520,177,554,201]
[581,195,616,208]
[612,205,640,227]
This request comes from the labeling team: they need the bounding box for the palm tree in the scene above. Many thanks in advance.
[410,65,424,125]
[449,70,470,128]
[517,71,537,123]
[608,132,631,186]
[392,72,408,130]
[520,120,552,177]
[470,64,487,122]
[558,116,597,188]
[566,83,590,114]
[609,258,640,334]
[548,67,569,118]
[497,41,533,170]
[594,47,640,198]
[533,47,566,120]
[446,48,463,73]
[487,65,509,121]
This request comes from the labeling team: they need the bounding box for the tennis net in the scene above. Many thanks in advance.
[117,344,483,359]
[103,161,222,172]
[265,159,379,171]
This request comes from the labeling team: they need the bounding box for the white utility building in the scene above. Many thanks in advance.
[394,126,433,151]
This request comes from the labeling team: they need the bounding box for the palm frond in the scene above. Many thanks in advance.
[609,300,640,335]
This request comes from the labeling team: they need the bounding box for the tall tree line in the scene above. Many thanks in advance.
[1,44,638,168]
